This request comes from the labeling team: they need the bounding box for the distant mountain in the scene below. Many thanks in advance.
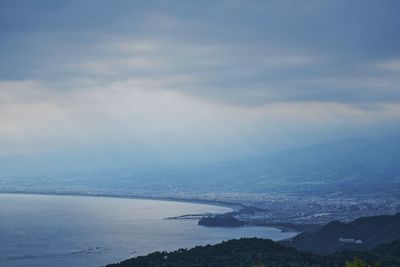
[285,213,400,255]
[106,237,400,267]
[157,135,400,193]
[2,135,399,196]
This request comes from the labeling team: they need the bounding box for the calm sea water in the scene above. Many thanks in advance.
[0,194,296,267]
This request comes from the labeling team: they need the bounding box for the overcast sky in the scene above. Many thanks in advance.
[1,0,399,174]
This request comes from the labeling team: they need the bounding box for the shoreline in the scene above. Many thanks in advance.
[0,191,301,235]
[0,190,241,212]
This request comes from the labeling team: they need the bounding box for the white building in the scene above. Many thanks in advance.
[339,237,363,244]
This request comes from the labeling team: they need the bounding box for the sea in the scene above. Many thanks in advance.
[0,193,297,267]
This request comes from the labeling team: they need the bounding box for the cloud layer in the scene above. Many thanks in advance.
[0,0,399,173]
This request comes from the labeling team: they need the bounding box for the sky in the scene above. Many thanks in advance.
[0,0,400,175]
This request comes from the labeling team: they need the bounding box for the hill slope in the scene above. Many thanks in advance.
[285,213,400,255]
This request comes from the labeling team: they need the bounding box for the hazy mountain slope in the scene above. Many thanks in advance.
[1,136,399,195]
[157,135,400,193]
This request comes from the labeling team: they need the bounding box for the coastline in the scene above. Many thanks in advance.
[0,191,301,236]
[0,190,241,212]
[0,191,303,236]
[0,191,299,267]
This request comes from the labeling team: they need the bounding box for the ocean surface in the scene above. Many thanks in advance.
[0,193,297,267]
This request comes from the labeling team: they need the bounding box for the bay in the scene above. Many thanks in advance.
[0,193,296,267]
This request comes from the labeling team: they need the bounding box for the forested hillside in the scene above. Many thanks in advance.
[106,238,400,267]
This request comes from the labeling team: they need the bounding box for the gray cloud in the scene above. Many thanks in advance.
[1,0,399,105]
[0,0,399,173]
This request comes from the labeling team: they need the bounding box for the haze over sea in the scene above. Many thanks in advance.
[0,194,296,267]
